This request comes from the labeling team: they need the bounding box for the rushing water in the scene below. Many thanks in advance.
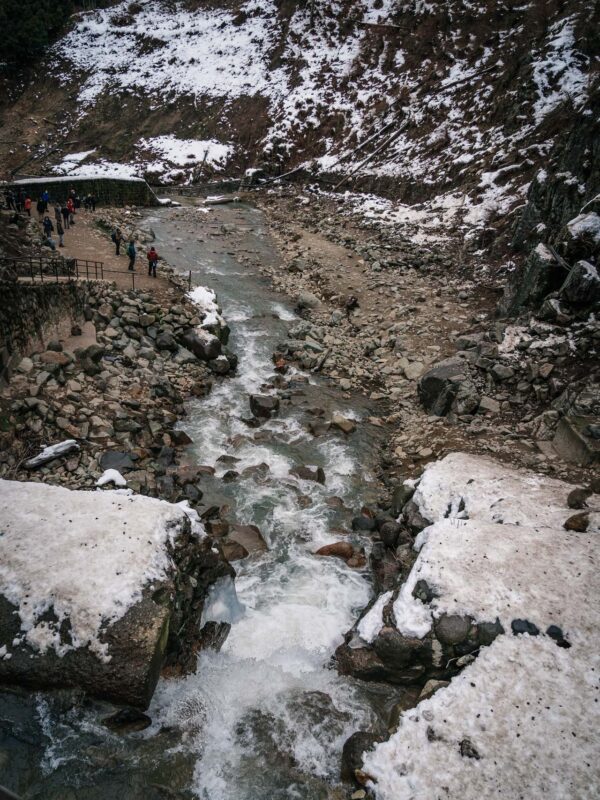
[0,204,395,799]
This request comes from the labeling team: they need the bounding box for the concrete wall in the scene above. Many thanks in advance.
[0,280,87,385]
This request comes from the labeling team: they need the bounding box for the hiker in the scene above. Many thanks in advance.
[67,197,75,225]
[57,219,65,247]
[36,197,45,220]
[90,193,97,211]
[61,204,70,229]
[42,235,56,251]
[54,203,62,223]
[4,189,15,210]
[127,239,136,271]
[16,190,25,212]
[111,227,123,255]
[41,189,49,211]
[42,216,54,237]
[74,194,81,210]
[24,196,32,217]
[147,246,158,278]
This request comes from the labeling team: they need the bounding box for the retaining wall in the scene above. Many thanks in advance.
[6,176,159,207]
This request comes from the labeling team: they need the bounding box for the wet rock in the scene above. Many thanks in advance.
[511,619,540,636]
[352,515,376,532]
[341,731,384,784]
[331,412,357,434]
[171,429,193,446]
[403,500,431,534]
[412,579,436,604]
[249,394,280,418]
[180,329,221,361]
[209,355,231,375]
[391,483,415,516]
[347,552,367,569]
[220,539,249,561]
[379,521,402,549]
[373,627,430,670]
[563,511,589,532]
[460,738,481,760]
[315,542,354,560]
[290,464,325,484]
[103,707,152,733]
[227,523,268,555]
[477,618,504,646]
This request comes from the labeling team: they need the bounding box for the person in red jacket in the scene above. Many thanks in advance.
[147,246,158,278]
[24,196,32,216]
[66,197,75,225]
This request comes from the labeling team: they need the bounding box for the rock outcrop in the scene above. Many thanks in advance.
[0,480,234,708]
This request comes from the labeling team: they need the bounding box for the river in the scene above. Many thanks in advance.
[0,203,399,799]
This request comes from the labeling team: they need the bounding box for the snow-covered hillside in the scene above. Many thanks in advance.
[44,0,595,207]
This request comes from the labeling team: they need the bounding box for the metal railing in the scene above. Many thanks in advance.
[0,256,192,292]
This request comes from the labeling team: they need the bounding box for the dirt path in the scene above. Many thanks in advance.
[55,210,172,297]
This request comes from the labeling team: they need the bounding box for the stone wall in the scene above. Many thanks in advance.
[6,177,159,207]
[0,280,87,385]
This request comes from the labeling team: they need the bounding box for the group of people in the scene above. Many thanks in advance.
[110,226,160,278]
[3,185,100,252]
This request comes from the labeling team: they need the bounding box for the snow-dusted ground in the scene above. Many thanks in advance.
[360,453,600,799]
[0,480,197,661]
[48,0,593,236]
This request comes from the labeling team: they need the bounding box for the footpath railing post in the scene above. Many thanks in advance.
[86,262,89,281]
[188,270,192,291]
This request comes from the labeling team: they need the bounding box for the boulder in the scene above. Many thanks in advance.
[99,450,136,472]
[226,523,268,556]
[296,291,320,309]
[290,464,326,484]
[417,358,468,416]
[0,481,234,708]
[249,394,280,418]
[179,328,222,361]
[331,412,357,434]
[341,731,384,784]
[315,542,354,560]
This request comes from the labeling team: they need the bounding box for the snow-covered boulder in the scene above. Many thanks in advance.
[336,453,600,797]
[0,480,233,707]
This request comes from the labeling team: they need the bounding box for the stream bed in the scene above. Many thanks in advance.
[0,204,401,799]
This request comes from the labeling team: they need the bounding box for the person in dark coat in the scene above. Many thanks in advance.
[111,227,123,255]
[90,193,97,211]
[127,240,136,271]
[57,219,65,247]
[16,190,25,211]
[61,204,70,229]
[36,198,45,220]
[42,216,54,237]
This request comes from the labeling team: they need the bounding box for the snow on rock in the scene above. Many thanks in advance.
[96,468,127,488]
[187,284,225,327]
[0,479,193,660]
[361,453,600,799]
[567,211,600,243]
[357,590,392,643]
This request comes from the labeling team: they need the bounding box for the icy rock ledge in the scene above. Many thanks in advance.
[336,453,600,798]
[0,480,233,708]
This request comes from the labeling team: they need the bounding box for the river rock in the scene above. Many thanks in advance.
[180,329,222,361]
[155,332,179,352]
[249,394,280,418]
[228,523,268,554]
[341,731,384,784]
[315,541,354,560]
[290,464,326,484]
[331,412,357,434]
[296,291,320,309]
